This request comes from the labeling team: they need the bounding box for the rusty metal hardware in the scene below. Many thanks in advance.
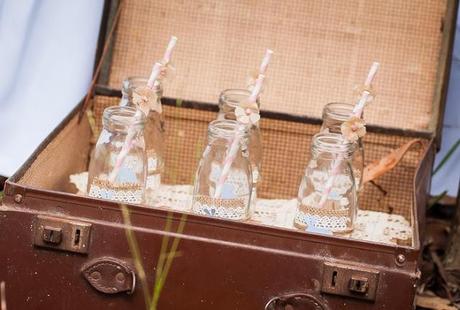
[42,226,62,244]
[349,276,369,294]
[81,257,135,295]
[33,215,91,254]
[265,293,327,310]
[321,262,379,301]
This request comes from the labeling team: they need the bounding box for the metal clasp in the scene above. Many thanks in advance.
[33,215,91,254]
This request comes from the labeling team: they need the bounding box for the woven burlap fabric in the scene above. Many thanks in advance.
[107,0,447,132]
[195,195,246,209]
[299,205,350,218]
[91,95,426,221]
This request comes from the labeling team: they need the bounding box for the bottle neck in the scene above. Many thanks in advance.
[121,76,163,108]
[208,120,249,146]
[321,102,355,134]
[103,106,145,133]
[311,133,354,160]
[218,89,260,120]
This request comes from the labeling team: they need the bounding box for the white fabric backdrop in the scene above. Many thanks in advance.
[0,1,458,196]
[0,0,104,176]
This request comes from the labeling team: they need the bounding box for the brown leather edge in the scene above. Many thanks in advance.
[432,0,459,148]
[96,0,121,87]
[413,139,436,252]
[92,0,113,75]
[2,180,419,262]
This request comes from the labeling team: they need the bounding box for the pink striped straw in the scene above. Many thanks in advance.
[316,62,380,208]
[108,37,178,183]
[162,36,178,64]
[214,74,266,198]
[147,62,163,88]
[259,49,273,75]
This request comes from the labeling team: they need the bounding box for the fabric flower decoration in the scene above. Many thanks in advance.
[235,100,260,125]
[132,86,162,115]
[341,116,366,142]
[158,62,176,83]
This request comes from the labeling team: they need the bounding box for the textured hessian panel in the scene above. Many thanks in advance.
[91,95,425,221]
[107,0,447,131]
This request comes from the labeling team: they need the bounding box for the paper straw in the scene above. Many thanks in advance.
[317,62,380,209]
[147,62,163,88]
[108,37,178,183]
[162,36,178,64]
[259,49,273,75]
[248,74,265,102]
[316,154,343,207]
[352,62,379,117]
[214,75,265,198]
[108,109,143,183]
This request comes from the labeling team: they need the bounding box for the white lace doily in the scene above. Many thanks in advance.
[70,172,412,246]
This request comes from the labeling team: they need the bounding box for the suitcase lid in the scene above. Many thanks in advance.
[97,0,457,140]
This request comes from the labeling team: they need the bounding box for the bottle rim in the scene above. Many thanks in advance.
[208,119,249,139]
[122,76,162,92]
[312,132,355,158]
[219,88,258,109]
[103,106,145,128]
[323,102,354,122]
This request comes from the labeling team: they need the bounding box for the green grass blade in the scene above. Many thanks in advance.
[121,205,152,309]
[433,138,460,176]
[151,213,187,309]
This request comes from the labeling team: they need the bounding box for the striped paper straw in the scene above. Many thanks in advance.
[108,37,178,182]
[214,75,265,198]
[317,62,380,208]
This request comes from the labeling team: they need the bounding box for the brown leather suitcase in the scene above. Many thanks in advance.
[1,1,458,309]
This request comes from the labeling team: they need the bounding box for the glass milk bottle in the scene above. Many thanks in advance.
[192,120,252,221]
[217,89,262,211]
[321,102,364,191]
[87,106,146,204]
[294,133,357,234]
[120,77,165,206]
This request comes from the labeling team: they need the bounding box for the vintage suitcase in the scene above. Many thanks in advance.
[1,0,458,309]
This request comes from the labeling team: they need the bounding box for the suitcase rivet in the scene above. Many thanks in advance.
[90,271,101,281]
[14,194,23,203]
[396,254,406,265]
[116,272,126,283]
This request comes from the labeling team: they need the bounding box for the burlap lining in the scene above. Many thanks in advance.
[14,93,426,226]
[106,0,447,131]
[89,95,426,222]
[17,113,92,193]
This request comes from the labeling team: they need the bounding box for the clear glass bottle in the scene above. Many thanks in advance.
[87,106,146,204]
[217,89,262,212]
[321,102,364,191]
[294,133,357,234]
[192,120,253,221]
[121,77,165,206]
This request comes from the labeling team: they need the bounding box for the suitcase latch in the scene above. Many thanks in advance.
[321,262,379,301]
[348,276,369,294]
[33,215,91,254]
